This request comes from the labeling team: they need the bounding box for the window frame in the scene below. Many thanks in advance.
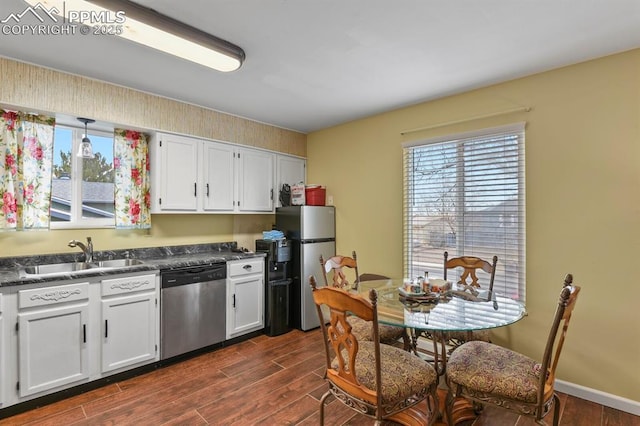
[402,122,526,302]
[50,124,116,230]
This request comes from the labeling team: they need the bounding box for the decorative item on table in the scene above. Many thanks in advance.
[429,278,452,293]
[305,184,326,206]
[422,271,431,293]
[400,278,423,296]
[399,291,439,308]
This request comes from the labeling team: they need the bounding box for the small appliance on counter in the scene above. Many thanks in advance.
[255,238,292,336]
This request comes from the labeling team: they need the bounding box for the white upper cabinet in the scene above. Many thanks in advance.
[203,143,235,212]
[275,155,306,207]
[157,134,200,211]
[237,148,274,212]
[151,132,287,214]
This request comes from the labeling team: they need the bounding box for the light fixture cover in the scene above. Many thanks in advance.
[23,0,245,72]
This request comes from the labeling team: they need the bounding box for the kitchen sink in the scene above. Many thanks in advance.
[94,258,144,268]
[19,258,146,278]
[20,262,93,276]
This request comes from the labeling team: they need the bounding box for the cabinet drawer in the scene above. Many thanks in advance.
[228,259,264,277]
[19,282,90,309]
[101,274,157,297]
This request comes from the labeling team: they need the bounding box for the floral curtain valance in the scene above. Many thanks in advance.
[114,129,151,229]
[0,110,55,230]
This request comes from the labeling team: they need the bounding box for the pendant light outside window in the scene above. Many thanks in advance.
[77,117,95,159]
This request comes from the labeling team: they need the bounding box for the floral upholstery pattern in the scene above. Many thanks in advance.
[444,329,491,343]
[349,316,406,345]
[332,341,437,405]
[447,341,542,403]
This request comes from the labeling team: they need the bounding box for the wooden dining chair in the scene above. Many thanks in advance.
[320,252,409,349]
[309,276,439,425]
[320,251,360,290]
[445,274,581,426]
[443,251,498,347]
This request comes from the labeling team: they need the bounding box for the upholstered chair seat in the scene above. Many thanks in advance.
[446,341,544,403]
[444,275,581,426]
[332,341,437,406]
[444,329,491,344]
[310,276,438,425]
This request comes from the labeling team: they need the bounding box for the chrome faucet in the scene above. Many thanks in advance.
[68,237,93,263]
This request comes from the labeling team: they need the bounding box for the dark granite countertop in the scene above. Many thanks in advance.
[0,242,265,287]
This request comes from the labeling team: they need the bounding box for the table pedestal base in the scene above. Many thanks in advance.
[446,397,479,424]
[410,331,482,425]
[388,404,432,425]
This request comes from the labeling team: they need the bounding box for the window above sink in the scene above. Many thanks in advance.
[51,124,116,230]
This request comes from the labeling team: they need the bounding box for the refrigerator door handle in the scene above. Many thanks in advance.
[300,238,336,244]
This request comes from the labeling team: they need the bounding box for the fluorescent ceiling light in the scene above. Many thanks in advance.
[24,0,245,72]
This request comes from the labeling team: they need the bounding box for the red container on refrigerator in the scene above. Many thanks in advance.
[305,185,326,206]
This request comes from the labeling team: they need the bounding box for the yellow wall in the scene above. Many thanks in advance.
[307,49,640,402]
[0,58,297,257]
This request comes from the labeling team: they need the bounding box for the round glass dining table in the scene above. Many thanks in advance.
[358,278,526,424]
[358,278,525,332]
[357,278,527,373]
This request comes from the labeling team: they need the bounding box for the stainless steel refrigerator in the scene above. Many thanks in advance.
[276,205,335,331]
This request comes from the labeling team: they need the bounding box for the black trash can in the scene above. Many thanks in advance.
[266,278,291,336]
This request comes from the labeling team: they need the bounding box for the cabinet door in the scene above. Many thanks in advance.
[276,155,306,207]
[158,134,199,211]
[237,149,274,212]
[101,291,157,373]
[227,275,264,338]
[203,142,235,211]
[18,302,90,397]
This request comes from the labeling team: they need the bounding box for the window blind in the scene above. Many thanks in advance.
[403,123,526,302]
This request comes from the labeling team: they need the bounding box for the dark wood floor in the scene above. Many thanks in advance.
[0,328,638,425]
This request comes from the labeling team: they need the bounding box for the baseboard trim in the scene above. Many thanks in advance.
[555,380,640,416]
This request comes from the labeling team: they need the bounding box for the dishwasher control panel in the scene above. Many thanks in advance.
[161,263,226,288]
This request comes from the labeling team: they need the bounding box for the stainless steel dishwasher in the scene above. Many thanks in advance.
[160,263,226,360]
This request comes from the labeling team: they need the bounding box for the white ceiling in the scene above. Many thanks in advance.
[1,0,639,133]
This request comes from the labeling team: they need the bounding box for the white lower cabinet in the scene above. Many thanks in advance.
[2,272,159,407]
[17,282,91,397]
[100,274,158,373]
[227,259,264,339]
